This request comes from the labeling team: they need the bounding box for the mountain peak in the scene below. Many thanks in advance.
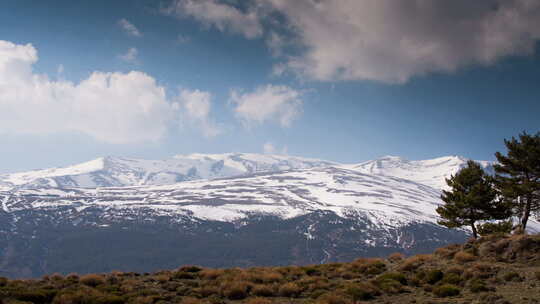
[0,153,336,190]
[378,155,406,161]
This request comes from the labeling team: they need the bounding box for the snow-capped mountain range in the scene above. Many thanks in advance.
[0,153,336,191]
[1,153,526,278]
[348,155,494,190]
[0,154,499,226]
[0,153,487,191]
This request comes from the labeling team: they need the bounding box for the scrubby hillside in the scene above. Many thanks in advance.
[1,234,539,304]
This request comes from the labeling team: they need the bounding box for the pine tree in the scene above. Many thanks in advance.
[436,160,510,239]
[494,131,540,232]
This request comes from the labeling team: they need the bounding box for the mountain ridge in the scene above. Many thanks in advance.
[0,153,337,191]
[2,153,521,278]
[0,153,490,191]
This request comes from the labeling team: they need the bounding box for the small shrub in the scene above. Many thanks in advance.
[376,272,407,285]
[129,296,155,304]
[433,284,460,297]
[173,272,196,280]
[339,271,359,280]
[206,295,225,304]
[469,279,489,293]
[344,283,380,301]
[0,277,8,287]
[465,263,496,279]
[373,278,403,294]
[351,258,386,275]
[434,244,460,259]
[388,252,404,262]
[454,251,476,263]
[181,296,204,304]
[65,273,79,282]
[179,266,202,273]
[200,269,224,280]
[425,269,444,285]
[80,274,105,287]
[316,292,352,304]
[446,265,464,275]
[197,286,220,298]
[302,266,320,276]
[310,289,327,299]
[52,288,123,304]
[306,279,331,292]
[477,221,512,236]
[251,284,275,297]
[441,273,462,285]
[221,282,250,300]
[153,274,170,283]
[97,294,125,304]
[398,254,433,271]
[492,238,511,254]
[278,282,302,297]
[503,272,522,282]
[246,270,283,284]
[245,297,272,304]
[373,272,407,294]
[12,289,57,304]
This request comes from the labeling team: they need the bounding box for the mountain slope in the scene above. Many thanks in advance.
[2,166,442,225]
[346,155,494,190]
[3,154,528,278]
[0,165,470,277]
[0,153,336,190]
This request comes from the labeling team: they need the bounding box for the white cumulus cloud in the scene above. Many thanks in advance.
[118,18,142,37]
[230,84,302,127]
[178,89,221,137]
[0,40,179,144]
[164,0,263,39]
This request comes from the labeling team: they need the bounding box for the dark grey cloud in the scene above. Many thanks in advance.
[167,0,540,83]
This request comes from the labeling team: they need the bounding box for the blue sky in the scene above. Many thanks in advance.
[1,0,540,173]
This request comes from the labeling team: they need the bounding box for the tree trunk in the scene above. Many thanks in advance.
[521,195,532,232]
[471,222,478,239]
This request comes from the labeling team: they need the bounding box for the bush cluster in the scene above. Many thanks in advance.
[0,234,538,304]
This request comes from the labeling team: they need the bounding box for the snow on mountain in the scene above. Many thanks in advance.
[2,166,442,227]
[0,153,508,228]
[2,154,538,278]
[345,155,494,190]
[0,153,336,190]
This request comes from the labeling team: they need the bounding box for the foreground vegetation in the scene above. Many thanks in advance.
[1,233,539,304]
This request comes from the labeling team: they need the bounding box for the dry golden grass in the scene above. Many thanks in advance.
[220,281,251,300]
[199,268,225,280]
[79,274,104,287]
[315,292,352,304]
[278,282,303,297]
[244,297,273,304]
[387,252,405,262]
[2,234,540,304]
[398,254,433,271]
[181,296,204,304]
[251,284,275,297]
[453,251,476,263]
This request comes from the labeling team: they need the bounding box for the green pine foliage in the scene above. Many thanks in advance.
[437,160,511,238]
[494,131,540,232]
[477,220,513,236]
